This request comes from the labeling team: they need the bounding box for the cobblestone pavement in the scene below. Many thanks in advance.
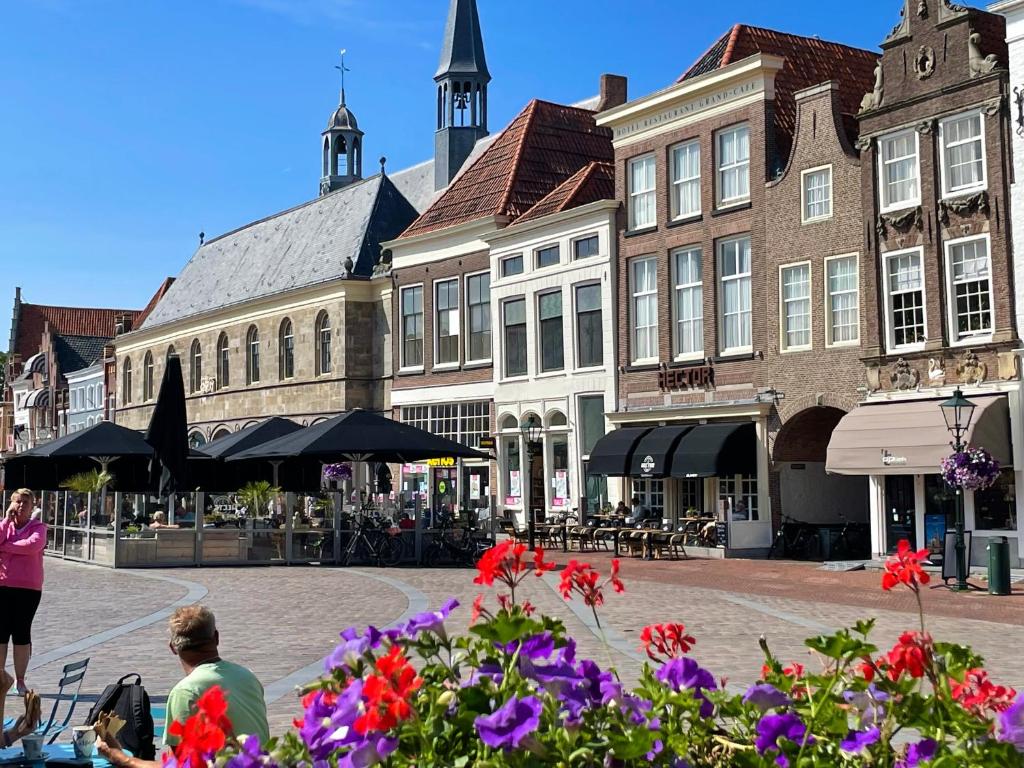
[15,555,1024,739]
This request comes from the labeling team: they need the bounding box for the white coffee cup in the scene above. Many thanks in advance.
[72,725,97,759]
[21,734,44,761]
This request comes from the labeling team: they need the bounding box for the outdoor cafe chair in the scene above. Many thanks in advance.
[33,657,90,743]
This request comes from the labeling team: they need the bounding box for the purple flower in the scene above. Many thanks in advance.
[499,632,555,660]
[463,662,504,688]
[299,683,363,760]
[656,657,717,717]
[998,694,1024,752]
[843,685,889,728]
[755,712,808,755]
[742,683,790,712]
[840,727,880,753]
[225,734,274,768]
[896,738,938,768]
[474,695,544,751]
[404,598,459,639]
[338,736,397,768]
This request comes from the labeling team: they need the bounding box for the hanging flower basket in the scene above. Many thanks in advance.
[323,462,353,482]
[940,446,1001,491]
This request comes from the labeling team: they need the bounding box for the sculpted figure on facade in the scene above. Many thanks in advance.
[914,46,935,79]
[859,62,884,113]
[969,32,1000,77]
[890,358,920,391]
[956,349,987,385]
[927,358,946,386]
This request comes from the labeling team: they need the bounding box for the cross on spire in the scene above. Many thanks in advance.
[334,48,350,105]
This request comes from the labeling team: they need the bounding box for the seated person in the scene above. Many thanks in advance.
[614,501,628,517]
[630,496,654,524]
[398,513,416,530]
[0,671,41,748]
[148,511,179,530]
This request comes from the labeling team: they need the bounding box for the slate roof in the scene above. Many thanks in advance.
[400,99,613,238]
[435,0,489,79]
[141,173,418,330]
[678,24,878,162]
[54,334,111,376]
[515,161,616,224]
[135,278,176,328]
[12,304,138,363]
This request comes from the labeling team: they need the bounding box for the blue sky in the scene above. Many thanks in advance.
[1,0,903,345]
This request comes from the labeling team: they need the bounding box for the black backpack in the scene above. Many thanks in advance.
[85,673,156,760]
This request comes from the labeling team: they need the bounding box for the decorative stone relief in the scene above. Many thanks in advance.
[917,0,928,16]
[916,119,935,135]
[969,32,1000,78]
[859,62,884,114]
[997,351,1021,381]
[927,358,946,386]
[914,46,935,79]
[890,358,920,391]
[854,135,872,152]
[937,190,989,225]
[371,249,393,278]
[983,96,1004,118]
[865,365,881,393]
[199,377,217,395]
[876,207,922,240]
[956,349,987,385]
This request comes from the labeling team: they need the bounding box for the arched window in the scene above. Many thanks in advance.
[333,136,347,176]
[547,411,568,428]
[212,427,231,442]
[216,333,229,389]
[279,318,295,380]
[190,339,202,393]
[246,326,260,384]
[143,352,154,401]
[122,358,133,405]
[188,431,207,449]
[322,137,330,177]
[316,311,332,375]
[168,344,176,357]
[500,414,518,431]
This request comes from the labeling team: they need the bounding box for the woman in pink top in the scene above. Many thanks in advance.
[0,489,46,695]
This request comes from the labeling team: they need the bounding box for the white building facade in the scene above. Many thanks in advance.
[66,363,106,434]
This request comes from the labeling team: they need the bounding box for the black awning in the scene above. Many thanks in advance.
[586,427,652,476]
[629,425,694,477]
[669,422,757,478]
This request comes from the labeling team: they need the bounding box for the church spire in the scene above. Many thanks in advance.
[433,0,490,191]
[320,49,364,196]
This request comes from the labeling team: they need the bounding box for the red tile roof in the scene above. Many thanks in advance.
[679,24,878,159]
[13,303,141,362]
[134,277,176,328]
[400,99,613,238]
[515,161,616,224]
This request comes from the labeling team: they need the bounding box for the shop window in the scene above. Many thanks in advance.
[462,464,490,514]
[460,401,490,448]
[583,466,608,516]
[538,291,564,372]
[631,478,664,519]
[504,435,522,504]
[718,474,758,521]
[550,434,569,506]
[401,405,429,433]
[946,236,993,342]
[430,403,459,441]
[678,478,703,516]
[975,469,1017,530]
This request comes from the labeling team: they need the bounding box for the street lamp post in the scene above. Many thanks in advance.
[939,387,977,592]
[520,415,543,550]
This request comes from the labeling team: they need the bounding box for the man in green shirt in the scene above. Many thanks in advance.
[98,605,269,768]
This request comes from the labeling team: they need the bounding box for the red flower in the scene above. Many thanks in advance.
[885,631,933,681]
[558,559,626,608]
[533,547,555,575]
[782,663,805,680]
[640,622,696,661]
[882,540,931,592]
[473,541,555,611]
[952,668,1017,717]
[165,685,230,768]
[354,646,422,736]
[470,594,485,624]
[609,558,624,593]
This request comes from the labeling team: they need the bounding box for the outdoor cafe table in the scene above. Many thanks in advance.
[0,743,123,768]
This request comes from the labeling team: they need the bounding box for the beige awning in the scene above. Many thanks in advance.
[826,395,1012,475]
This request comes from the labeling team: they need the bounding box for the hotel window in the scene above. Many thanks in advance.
[575,283,603,368]
[122,359,132,405]
[801,165,832,222]
[143,351,155,400]
[946,236,993,342]
[315,312,332,375]
[825,255,859,346]
[780,263,811,350]
[190,339,202,393]
[466,272,491,362]
[719,475,758,521]
[538,291,564,373]
[673,247,703,358]
[501,254,524,277]
[878,130,920,211]
[503,298,527,377]
[719,235,752,353]
[573,234,599,260]
[630,256,658,362]
[400,285,424,368]
[435,279,459,365]
[628,154,656,230]
[884,249,926,350]
[671,140,701,219]
[246,325,260,384]
[279,318,295,379]
[940,111,986,197]
[216,334,229,389]
[535,244,560,269]
[716,124,749,207]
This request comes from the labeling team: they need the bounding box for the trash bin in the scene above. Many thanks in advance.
[988,536,1011,596]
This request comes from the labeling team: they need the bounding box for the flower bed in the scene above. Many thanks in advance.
[169,540,1024,767]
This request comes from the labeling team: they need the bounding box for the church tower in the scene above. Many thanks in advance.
[320,75,364,196]
[433,0,490,191]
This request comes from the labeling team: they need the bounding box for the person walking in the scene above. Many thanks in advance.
[0,489,47,695]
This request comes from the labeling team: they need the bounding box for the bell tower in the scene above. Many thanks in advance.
[320,51,364,196]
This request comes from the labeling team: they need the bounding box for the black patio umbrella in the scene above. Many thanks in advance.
[189,418,305,491]
[145,353,190,497]
[197,418,303,459]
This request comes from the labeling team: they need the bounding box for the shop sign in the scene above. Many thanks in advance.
[509,470,522,499]
[427,457,456,467]
[640,455,656,474]
[612,79,760,141]
[554,470,568,500]
[437,480,448,494]
[478,436,496,450]
[880,450,908,467]
[470,474,481,500]
[403,463,428,474]
[505,496,521,505]
[658,365,714,393]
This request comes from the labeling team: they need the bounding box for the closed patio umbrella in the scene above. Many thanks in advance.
[145,353,190,497]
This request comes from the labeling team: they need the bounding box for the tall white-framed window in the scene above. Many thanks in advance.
[780,262,811,351]
[435,278,460,366]
[537,291,564,373]
[144,351,155,399]
[574,283,603,369]
[246,326,260,384]
[801,165,832,222]
[465,271,491,363]
[883,247,927,351]
[190,339,203,393]
[716,124,750,207]
[628,155,656,230]
[315,312,332,375]
[279,318,294,380]
[719,475,758,521]
[718,235,752,354]
[945,234,993,343]
[630,256,658,362]
[503,298,528,378]
[824,254,860,347]
[939,110,986,198]
[670,140,701,220]
[878,129,920,212]
[672,246,703,359]
[400,285,424,369]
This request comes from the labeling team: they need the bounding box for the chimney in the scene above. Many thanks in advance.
[597,74,627,112]
[114,314,132,335]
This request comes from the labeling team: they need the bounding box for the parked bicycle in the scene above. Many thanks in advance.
[340,513,402,567]
[422,512,492,567]
[767,514,821,561]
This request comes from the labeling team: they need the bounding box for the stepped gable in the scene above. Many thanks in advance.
[400,99,614,238]
[515,161,615,224]
[13,304,138,362]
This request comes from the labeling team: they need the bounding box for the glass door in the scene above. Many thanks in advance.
[884,475,916,552]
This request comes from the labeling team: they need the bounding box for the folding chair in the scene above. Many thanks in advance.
[37,657,90,743]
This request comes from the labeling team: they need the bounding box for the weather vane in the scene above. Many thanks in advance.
[334,48,350,104]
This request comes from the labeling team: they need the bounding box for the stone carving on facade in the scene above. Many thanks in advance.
[890,358,920,391]
[956,349,987,385]
[865,365,882,393]
[982,96,1004,118]
[914,46,935,79]
[859,62,884,113]
[885,4,909,42]
[917,0,928,16]
[876,206,922,240]
[916,119,935,135]
[937,190,989,225]
[199,377,217,395]
[927,358,946,386]
[968,32,1000,78]
[997,351,1021,381]
[371,249,393,278]
[854,135,872,152]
